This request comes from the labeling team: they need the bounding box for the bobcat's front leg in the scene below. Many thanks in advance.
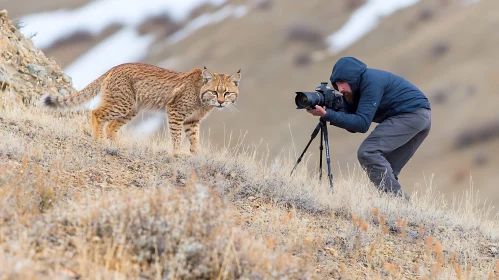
[167,109,184,155]
[184,120,200,154]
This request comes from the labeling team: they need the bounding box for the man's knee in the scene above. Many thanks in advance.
[357,146,372,166]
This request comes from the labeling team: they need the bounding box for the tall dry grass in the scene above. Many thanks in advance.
[1,102,498,278]
[0,160,312,279]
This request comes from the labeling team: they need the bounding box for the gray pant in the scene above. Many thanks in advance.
[357,108,431,194]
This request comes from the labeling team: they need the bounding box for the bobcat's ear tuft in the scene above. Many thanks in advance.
[231,72,241,86]
[202,68,214,83]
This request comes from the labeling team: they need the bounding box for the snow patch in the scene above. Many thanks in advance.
[168,5,248,44]
[64,28,155,90]
[326,0,421,54]
[20,0,227,49]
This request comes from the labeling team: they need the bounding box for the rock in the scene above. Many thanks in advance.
[38,68,46,79]
[0,72,8,84]
[491,246,498,254]
[62,74,72,84]
[59,89,69,95]
[27,63,43,74]
[105,148,119,156]
[162,170,173,178]
[130,179,143,188]
[27,63,49,82]
[44,65,54,75]
[406,228,419,239]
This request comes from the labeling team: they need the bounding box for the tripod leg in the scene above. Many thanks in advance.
[319,124,324,180]
[321,120,334,189]
[290,122,322,176]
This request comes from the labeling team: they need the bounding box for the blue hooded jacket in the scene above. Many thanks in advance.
[323,57,431,133]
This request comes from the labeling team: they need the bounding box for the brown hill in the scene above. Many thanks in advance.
[1,7,499,278]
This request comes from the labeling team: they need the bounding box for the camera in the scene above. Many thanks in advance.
[295,82,344,111]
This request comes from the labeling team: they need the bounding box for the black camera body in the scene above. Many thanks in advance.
[295,82,344,112]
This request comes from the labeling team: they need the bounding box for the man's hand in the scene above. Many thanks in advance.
[306,105,327,117]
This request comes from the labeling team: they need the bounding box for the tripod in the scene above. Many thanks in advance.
[290,118,334,189]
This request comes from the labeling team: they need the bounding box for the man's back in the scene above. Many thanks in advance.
[363,67,431,123]
[327,56,431,132]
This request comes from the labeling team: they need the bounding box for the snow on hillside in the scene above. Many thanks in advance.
[326,0,421,54]
[20,0,227,50]
[168,5,247,44]
[19,0,248,91]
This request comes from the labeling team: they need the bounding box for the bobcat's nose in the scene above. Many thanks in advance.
[217,99,224,105]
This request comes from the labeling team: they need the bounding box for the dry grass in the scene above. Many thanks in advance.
[1,102,499,279]
[0,166,310,279]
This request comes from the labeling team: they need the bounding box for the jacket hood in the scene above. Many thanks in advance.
[329,57,367,95]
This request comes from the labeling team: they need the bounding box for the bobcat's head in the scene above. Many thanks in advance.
[200,67,241,110]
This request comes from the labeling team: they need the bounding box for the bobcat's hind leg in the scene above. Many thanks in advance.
[106,110,138,142]
[91,109,107,141]
[91,84,134,142]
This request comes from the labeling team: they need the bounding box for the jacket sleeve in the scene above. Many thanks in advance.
[322,83,383,133]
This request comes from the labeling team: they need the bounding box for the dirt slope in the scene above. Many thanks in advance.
[1,8,499,278]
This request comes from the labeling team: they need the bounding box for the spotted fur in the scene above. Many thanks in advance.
[40,63,241,154]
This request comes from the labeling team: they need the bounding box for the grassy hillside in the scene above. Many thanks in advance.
[1,83,499,279]
[1,5,499,279]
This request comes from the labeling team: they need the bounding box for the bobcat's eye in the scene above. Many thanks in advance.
[224,92,231,97]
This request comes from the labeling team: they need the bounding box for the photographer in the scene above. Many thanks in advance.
[307,57,431,200]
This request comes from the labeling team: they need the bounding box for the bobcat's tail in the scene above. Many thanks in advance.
[40,72,108,109]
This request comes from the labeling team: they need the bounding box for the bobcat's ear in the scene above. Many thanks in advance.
[231,70,241,86]
[202,67,214,83]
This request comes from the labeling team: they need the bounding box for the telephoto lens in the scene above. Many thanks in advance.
[295,91,324,110]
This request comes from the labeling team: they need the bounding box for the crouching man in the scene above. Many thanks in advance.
[307,57,431,200]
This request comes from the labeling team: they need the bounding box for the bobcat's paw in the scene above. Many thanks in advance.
[171,151,192,158]
[190,148,201,155]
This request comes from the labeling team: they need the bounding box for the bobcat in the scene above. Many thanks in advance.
[40,63,241,154]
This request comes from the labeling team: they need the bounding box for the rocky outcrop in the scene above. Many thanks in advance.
[0,9,75,107]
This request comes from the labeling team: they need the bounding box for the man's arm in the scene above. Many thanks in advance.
[322,83,383,133]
